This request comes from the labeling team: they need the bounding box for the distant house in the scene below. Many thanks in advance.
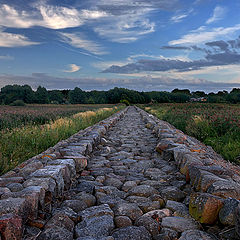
[190,97,207,102]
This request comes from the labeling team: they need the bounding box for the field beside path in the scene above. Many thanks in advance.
[0,104,124,174]
[140,103,240,164]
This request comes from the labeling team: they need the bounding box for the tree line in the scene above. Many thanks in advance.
[0,84,240,105]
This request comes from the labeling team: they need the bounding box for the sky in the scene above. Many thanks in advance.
[1,0,240,92]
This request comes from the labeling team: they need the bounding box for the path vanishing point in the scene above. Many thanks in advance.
[0,106,240,240]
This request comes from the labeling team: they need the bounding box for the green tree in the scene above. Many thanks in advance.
[35,86,49,104]
[68,87,87,104]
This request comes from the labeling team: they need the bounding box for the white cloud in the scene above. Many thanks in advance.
[0,30,39,47]
[0,4,108,30]
[206,6,226,24]
[63,64,81,73]
[169,24,240,45]
[171,14,188,23]
[60,32,108,55]
[94,12,155,43]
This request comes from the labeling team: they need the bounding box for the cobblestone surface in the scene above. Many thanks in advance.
[21,107,237,239]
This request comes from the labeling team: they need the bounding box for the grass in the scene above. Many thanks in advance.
[141,103,240,164]
[0,105,124,174]
[0,104,116,131]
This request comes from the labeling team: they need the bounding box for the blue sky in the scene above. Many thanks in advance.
[1,0,240,92]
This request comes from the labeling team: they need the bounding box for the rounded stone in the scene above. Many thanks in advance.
[112,226,151,240]
[114,216,132,228]
[6,183,23,192]
[128,185,159,197]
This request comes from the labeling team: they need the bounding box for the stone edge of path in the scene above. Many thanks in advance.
[135,106,240,237]
[0,106,128,239]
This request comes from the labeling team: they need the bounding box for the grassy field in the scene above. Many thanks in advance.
[0,104,124,174]
[142,103,240,164]
[0,104,117,131]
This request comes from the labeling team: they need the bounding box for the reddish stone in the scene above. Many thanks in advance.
[28,218,46,229]
[0,214,22,240]
[81,170,91,176]
[189,192,224,224]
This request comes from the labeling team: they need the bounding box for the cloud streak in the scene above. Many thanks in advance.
[206,6,226,24]
[59,32,108,55]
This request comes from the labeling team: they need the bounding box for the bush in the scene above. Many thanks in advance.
[10,100,25,106]
[120,99,130,106]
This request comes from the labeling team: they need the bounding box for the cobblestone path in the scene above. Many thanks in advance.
[32,107,217,240]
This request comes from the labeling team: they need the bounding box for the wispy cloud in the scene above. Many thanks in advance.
[171,14,188,23]
[0,55,14,60]
[59,32,108,55]
[0,29,39,47]
[63,64,81,73]
[169,24,240,45]
[93,11,155,43]
[206,6,226,24]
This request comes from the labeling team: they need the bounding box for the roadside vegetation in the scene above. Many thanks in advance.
[0,105,124,174]
[142,103,240,164]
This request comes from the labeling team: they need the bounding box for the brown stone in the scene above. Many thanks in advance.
[0,198,27,221]
[1,186,45,220]
[28,218,46,229]
[0,177,24,187]
[189,192,224,224]
[0,214,22,240]
[44,213,74,232]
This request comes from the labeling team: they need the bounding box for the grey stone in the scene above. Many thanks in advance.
[61,199,88,213]
[114,216,132,228]
[179,230,216,240]
[156,228,179,240]
[235,203,240,238]
[113,202,143,221]
[79,204,114,220]
[30,165,66,196]
[48,159,76,178]
[6,183,23,192]
[98,195,126,208]
[219,198,239,226]
[135,215,160,236]
[96,186,126,199]
[76,181,96,194]
[161,217,200,232]
[122,181,137,192]
[37,227,73,240]
[112,226,151,240]
[160,186,186,202]
[73,192,96,207]
[104,177,123,189]
[128,185,159,197]
[53,207,80,223]
[75,215,114,238]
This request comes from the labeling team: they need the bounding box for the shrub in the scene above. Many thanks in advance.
[10,100,25,106]
[120,99,130,106]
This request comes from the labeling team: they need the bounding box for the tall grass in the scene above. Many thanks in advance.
[0,106,124,174]
[142,103,240,164]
